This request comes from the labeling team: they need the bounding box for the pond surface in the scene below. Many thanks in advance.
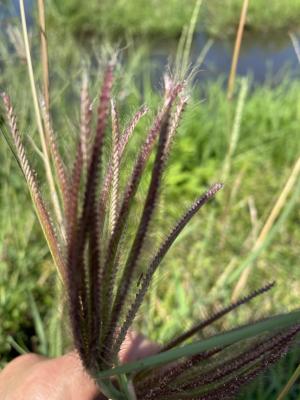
[150,29,300,86]
[1,1,300,86]
[0,0,33,21]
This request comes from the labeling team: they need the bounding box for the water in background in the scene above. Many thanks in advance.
[150,30,300,86]
[0,0,33,21]
[1,1,300,85]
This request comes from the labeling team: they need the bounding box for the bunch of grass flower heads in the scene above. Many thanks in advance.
[2,64,300,399]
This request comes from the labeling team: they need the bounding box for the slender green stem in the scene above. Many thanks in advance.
[277,363,300,400]
[181,0,202,76]
[97,378,127,400]
[19,0,64,238]
[222,78,248,182]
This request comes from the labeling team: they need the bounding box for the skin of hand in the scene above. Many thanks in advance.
[0,331,159,400]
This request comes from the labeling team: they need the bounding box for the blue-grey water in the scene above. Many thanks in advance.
[1,1,300,85]
[150,30,300,86]
[0,0,33,21]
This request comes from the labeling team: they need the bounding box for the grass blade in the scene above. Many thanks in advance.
[98,310,300,378]
[277,363,300,400]
[29,293,48,355]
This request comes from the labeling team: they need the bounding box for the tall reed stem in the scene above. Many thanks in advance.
[19,0,64,236]
[227,0,249,100]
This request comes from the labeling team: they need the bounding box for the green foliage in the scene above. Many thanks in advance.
[203,0,300,36]
[46,0,300,39]
[166,78,300,201]
[48,0,197,38]
[0,152,55,365]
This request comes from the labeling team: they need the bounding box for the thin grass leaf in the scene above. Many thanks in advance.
[29,293,48,355]
[222,77,248,182]
[180,0,202,78]
[98,310,300,378]
[176,326,300,392]
[7,337,29,355]
[277,362,300,400]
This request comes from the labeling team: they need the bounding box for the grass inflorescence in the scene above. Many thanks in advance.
[2,59,300,398]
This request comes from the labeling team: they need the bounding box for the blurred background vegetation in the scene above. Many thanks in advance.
[0,0,300,398]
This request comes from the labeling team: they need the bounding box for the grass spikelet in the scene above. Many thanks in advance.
[80,72,92,175]
[40,99,69,210]
[110,99,120,234]
[1,92,65,279]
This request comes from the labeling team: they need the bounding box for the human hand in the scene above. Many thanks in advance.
[0,331,159,400]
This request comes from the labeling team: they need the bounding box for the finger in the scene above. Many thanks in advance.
[119,331,161,363]
[0,354,47,399]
